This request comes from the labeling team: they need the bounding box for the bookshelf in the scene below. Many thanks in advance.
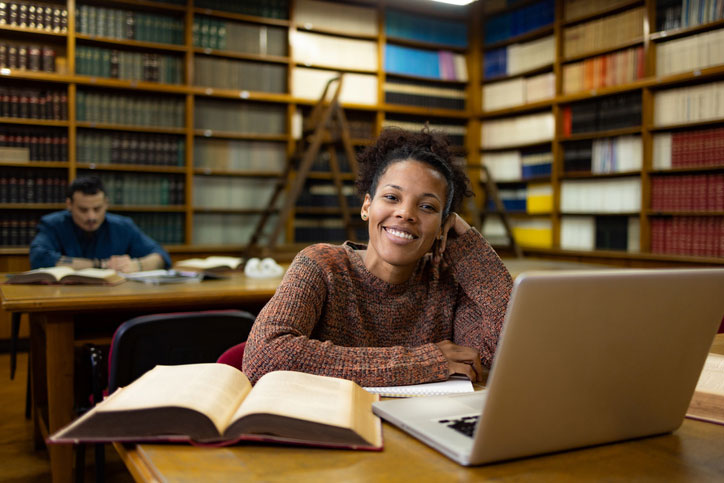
[1,0,723,269]
[476,0,724,265]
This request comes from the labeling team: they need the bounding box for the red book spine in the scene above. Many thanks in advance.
[708,216,718,258]
[719,218,724,258]
[562,106,571,137]
[636,46,645,80]
[671,131,683,167]
[650,218,664,254]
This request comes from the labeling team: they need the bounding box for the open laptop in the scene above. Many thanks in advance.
[373,268,724,466]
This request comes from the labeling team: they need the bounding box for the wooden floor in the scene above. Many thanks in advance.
[0,351,133,482]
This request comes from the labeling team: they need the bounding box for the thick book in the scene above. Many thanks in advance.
[174,256,244,272]
[6,267,125,285]
[49,364,383,450]
[686,353,724,426]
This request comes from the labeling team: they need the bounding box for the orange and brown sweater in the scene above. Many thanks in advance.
[242,228,513,386]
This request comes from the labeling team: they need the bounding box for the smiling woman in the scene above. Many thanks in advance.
[242,127,513,387]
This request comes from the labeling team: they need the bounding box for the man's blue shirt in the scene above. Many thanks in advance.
[29,211,171,269]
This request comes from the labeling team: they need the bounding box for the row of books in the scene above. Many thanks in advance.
[308,148,354,173]
[76,5,183,45]
[0,212,41,247]
[76,91,185,128]
[291,108,374,141]
[384,79,466,111]
[483,36,554,79]
[80,172,185,206]
[483,0,554,45]
[193,139,287,172]
[194,99,286,135]
[481,149,553,182]
[0,87,67,120]
[656,28,724,77]
[656,0,724,31]
[298,181,359,209]
[294,0,377,37]
[193,57,286,93]
[192,213,280,245]
[76,132,185,167]
[651,174,724,212]
[481,112,554,149]
[486,183,553,214]
[0,168,67,203]
[562,46,645,95]
[0,2,67,32]
[0,127,67,161]
[560,177,641,213]
[194,0,289,20]
[654,81,724,126]
[482,215,553,249]
[560,215,639,252]
[562,136,643,174]
[482,72,554,112]
[76,46,183,84]
[384,44,468,82]
[291,68,377,105]
[650,216,723,257]
[192,176,277,210]
[293,31,376,72]
[653,127,724,169]
[193,15,287,55]
[295,216,367,243]
[385,8,467,48]
[563,7,644,60]
[563,0,632,21]
[120,212,184,245]
[561,92,642,136]
[382,118,466,147]
[0,42,59,73]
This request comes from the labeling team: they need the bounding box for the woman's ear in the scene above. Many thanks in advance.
[361,193,372,221]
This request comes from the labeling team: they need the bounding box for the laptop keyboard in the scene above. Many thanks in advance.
[438,415,479,438]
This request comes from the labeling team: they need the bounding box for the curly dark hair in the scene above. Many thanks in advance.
[355,126,472,217]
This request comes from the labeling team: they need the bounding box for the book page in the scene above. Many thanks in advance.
[231,371,356,430]
[175,256,242,270]
[695,353,724,396]
[98,364,252,435]
[28,266,75,280]
[73,268,120,279]
[364,375,474,397]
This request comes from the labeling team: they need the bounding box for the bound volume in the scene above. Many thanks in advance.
[6,267,125,285]
[49,364,383,450]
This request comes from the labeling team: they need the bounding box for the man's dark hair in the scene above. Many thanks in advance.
[66,175,106,199]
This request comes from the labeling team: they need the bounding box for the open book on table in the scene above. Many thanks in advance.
[6,267,125,285]
[686,353,724,425]
[173,256,244,272]
[49,363,383,450]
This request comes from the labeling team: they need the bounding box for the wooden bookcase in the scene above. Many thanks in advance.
[475,0,724,266]
[1,0,722,271]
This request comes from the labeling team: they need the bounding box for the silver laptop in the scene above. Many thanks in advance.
[373,269,724,466]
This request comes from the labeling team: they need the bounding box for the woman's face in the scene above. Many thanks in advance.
[361,159,448,282]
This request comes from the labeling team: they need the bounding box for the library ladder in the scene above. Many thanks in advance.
[244,75,361,257]
[469,166,523,258]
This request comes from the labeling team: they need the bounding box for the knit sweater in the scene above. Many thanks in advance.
[242,228,513,386]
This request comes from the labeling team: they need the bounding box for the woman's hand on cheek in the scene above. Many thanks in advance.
[433,213,470,264]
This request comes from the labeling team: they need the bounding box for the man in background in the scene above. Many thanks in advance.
[30,175,171,272]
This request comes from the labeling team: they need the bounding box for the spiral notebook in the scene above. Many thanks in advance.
[364,376,474,398]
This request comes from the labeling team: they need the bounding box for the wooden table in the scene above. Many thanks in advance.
[117,334,724,482]
[0,273,282,483]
